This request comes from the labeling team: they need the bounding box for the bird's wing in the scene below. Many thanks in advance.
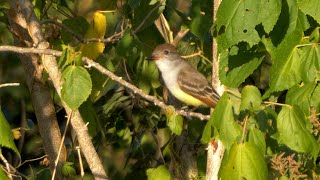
[177,64,220,108]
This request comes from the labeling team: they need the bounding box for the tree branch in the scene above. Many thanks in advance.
[0,45,211,121]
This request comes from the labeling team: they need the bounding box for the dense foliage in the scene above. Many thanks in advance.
[0,0,319,179]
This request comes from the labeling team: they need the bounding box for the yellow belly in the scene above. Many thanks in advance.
[170,87,206,107]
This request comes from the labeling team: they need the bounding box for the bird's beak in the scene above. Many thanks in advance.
[146,55,160,61]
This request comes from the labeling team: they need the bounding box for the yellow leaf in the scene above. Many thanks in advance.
[81,11,106,60]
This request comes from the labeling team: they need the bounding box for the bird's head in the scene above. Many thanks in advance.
[147,43,180,62]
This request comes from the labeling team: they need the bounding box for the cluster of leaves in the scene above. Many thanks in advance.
[0,0,211,179]
[201,0,320,179]
[1,0,320,179]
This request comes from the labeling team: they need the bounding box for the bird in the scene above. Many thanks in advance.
[147,43,220,108]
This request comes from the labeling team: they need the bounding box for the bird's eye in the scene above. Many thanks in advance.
[164,50,169,55]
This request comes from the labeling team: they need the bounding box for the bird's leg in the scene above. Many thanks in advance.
[180,106,199,112]
[179,106,201,120]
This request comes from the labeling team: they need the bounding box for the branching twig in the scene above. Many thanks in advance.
[181,50,203,59]
[17,155,48,168]
[0,45,210,120]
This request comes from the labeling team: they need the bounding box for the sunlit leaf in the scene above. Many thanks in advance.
[240,85,262,111]
[286,82,316,115]
[61,66,92,110]
[300,45,320,83]
[80,11,106,60]
[219,49,264,88]
[298,0,320,24]
[220,142,268,180]
[146,165,171,180]
[248,127,266,155]
[269,6,305,92]
[310,84,320,112]
[0,168,9,180]
[0,110,20,157]
[204,94,242,149]
[216,0,281,50]
[277,106,319,158]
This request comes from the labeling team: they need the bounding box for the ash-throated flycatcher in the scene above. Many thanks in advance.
[147,43,220,108]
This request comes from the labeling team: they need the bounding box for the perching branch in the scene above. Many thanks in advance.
[0,45,211,120]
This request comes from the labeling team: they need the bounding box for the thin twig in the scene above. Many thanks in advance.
[264,101,292,108]
[0,83,20,88]
[0,45,211,120]
[76,146,85,178]
[17,155,48,168]
[51,112,72,180]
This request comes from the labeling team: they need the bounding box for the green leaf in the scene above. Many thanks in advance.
[61,16,89,44]
[240,85,262,111]
[61,66,92,110]
[298,0,320,24]
[146,165,171,180]
[138,60,152,94]
[277,106,319,158]
[128,0,142,9]
[219,48,264,88]
[248,127,266,155]
[300,45,320,83]
[201,119,214,143]
[286,82,316,115]
[220,142,268,180]
[269,7,305,92]
[62,162,76,177]
[89,53,118,102]
[0,110,20,157]
[79,101,99,137]
[165,106,183,136]
[189,0,212,40]
[208,93,242,150]
[131,0,166,32]
[216,0,281,50]
[310,84,320,112]
[309,27,320,43]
